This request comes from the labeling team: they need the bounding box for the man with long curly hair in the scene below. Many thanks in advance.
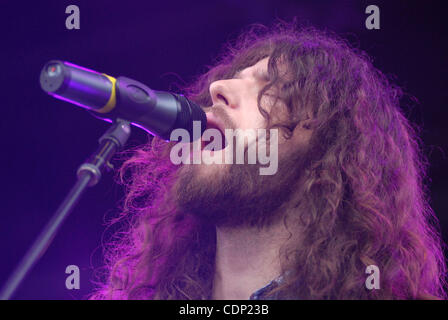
[92,22,447,299]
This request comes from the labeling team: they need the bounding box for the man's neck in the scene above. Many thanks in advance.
[211,220,291,300]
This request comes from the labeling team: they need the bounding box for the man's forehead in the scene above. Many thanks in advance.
[234,57,270,79]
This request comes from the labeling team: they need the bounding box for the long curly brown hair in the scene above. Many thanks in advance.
[90,22,447,299]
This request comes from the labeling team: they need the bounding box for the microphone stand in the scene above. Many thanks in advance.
[0,119,131,300]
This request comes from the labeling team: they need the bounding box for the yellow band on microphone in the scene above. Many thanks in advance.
[96,74,117,113]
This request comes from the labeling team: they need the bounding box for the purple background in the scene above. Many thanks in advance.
[0,0,446,299]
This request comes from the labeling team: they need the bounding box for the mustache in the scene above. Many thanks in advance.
[205,105,236,131]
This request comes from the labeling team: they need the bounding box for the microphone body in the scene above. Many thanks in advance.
[40,60,206,140]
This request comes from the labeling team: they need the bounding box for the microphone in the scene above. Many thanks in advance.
[39,60,206,141]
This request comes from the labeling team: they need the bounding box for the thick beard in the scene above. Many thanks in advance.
[170,142,312,229]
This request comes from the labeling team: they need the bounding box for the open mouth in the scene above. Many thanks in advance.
[201,119,228,152]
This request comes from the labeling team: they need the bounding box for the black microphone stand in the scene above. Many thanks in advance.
[0,119,131,300]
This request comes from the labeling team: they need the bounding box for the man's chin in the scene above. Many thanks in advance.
[170,140,311,229]
[172,161,244,223]
[172,160,277,228]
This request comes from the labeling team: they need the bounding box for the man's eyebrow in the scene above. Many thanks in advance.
[233,68,265,80]
[233,70,243,79]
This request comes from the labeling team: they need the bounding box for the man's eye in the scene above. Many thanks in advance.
[258,72,270,82]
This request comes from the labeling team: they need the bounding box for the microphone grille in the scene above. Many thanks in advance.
[172,95,206,141]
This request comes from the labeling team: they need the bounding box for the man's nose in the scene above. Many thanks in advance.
[209,80,238,109]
